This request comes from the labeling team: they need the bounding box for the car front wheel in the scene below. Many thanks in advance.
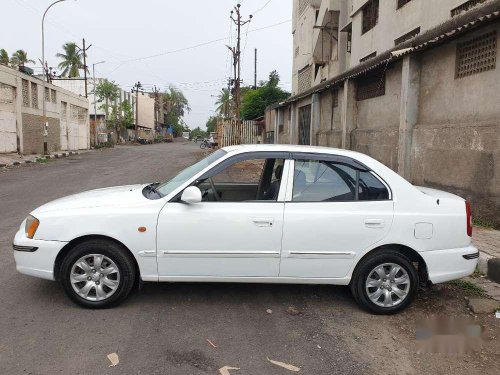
[350,250,418,314]
[60,239,136,309]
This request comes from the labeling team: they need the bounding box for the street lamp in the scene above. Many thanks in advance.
[92,61,105,144]
[41,0,70,155]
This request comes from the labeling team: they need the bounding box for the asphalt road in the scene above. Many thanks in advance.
[0,141,498,375]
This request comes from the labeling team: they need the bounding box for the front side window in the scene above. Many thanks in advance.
[196,156,285,202]
[362,0,379,34]
[292,159,389,202]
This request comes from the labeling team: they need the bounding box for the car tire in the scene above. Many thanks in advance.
[350,249,418,315]
[60,239,136,309]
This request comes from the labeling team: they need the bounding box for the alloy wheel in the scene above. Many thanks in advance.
[365,263,410,307]
[70,254,120,302]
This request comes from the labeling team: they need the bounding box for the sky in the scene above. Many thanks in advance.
[1,0,293,129]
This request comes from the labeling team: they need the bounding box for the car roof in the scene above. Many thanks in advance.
[222,144,366,159]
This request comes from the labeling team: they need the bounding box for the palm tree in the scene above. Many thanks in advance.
[10,50,34,67]
[0,49,9,66]
[56,42,86,77]
[215,88,231,118]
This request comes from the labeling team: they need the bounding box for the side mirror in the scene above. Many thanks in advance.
[181,186,202,204]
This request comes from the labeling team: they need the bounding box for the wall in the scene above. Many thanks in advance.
[22,114,60,154]
[0,83,17,152]
[137,94,155,130]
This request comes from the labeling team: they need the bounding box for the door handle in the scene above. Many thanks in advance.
[252,218,274,227]
[364,219,385,228]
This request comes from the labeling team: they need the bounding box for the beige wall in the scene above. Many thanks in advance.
[137,94,155,131]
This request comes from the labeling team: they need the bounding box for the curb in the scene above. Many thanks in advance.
[0,151,80,168]
[479,252,500,283]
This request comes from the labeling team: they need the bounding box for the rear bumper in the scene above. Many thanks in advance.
[420,245,478,284]
[13,229,67,281]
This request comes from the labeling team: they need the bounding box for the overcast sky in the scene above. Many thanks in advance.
[1,0,293,129]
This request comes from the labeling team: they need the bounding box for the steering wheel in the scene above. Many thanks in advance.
[208,177,221,201]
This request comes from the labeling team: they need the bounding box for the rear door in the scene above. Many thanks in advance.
[280,154,394,279]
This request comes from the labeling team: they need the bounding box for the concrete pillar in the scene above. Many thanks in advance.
[311,93,320,145]
[273,108,278,144]
[398,55,421,180]
[341,79,356,149]
[15,77,24,154]
[290,103,296,145]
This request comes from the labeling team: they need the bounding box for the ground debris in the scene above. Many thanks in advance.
[468,298,500,314]
[267,357,300,372]
[107,353,119,367]
[219,366,240,375]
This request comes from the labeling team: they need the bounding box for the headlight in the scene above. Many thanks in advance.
[25,215,40,239]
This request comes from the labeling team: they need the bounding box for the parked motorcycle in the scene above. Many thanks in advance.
[200,139,213,149]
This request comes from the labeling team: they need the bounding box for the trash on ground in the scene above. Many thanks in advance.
[496,311,500,318]
[266,309,273,314]
[219,366,240,375]
[267,357,300,372]
[207,338,218,348]
[107,353,119,367]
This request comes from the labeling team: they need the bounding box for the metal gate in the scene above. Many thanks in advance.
[217,119,260,147]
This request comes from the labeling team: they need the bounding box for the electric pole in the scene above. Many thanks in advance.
[132,82,143,138]
[229,3,252,121]
[76,38,92,98]
[254,48,258,89]
[152,85,161,135]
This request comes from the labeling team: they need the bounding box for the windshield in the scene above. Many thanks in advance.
[155,149,227,197]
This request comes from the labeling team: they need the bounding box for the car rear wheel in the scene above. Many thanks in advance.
[60,239,136,309]
[350,249,418,314]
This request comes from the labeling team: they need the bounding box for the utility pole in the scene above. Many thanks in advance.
[132,82,143,138]
[254,48,258,89]
[76,38,92,98]
[152,85,161,135]
[229,3,252,121]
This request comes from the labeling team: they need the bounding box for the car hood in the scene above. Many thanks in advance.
[32,184,149,214]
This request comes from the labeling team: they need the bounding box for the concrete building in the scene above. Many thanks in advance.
[0,65,89,154]
[267,0,500,225]
[53,78,135,144]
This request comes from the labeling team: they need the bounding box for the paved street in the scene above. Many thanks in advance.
[0,141,499,375]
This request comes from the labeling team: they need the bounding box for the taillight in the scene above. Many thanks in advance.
[465,201,472,237]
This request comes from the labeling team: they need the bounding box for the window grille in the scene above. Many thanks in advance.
[360,51,377,63]
[61,101,67,117]
[298,105,311,145]
[295,46,300,57]
[456,31,497,78]
[356,70,386,101]
[298,0,312,16]
[44,87,50,102]
[22,79,29,107]
[30,82,38,109]
[397,0,413,9]
[51,89,57,103]
[451,0,487,17]
[0,83,15,104]
[332,87,339,108]
[298,65,312,93]
[362,0,379,34]
[394,27,421,46]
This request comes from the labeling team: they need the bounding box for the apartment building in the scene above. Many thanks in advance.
[0,65,89,154]
[267,0,500,224]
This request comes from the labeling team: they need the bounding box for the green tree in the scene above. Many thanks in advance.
[240,71,290,120]
[190,126,207,139]
[95,79,120,116]
[0,49,9,66]
[106,100,134,144]
[215,88,231,117]
[205,115,218,133]
[56,42,85,77]
[163,86,190,137]
[10,50,34,67]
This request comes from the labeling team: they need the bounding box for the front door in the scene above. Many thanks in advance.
[280,157,394,279]
[156,153,288,279]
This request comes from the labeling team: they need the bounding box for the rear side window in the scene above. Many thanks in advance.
[292,159,389,202]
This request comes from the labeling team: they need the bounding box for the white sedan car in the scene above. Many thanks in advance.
[13,145,478,314]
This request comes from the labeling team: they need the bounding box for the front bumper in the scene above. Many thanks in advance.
[420,245,479,284]
[13,228,67,281]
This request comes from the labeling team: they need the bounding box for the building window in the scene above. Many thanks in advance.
[51,89,57,104]
[21,79,29,107]
[298,105,312,145]
[347,30,352,52]
[451,0,487,17]
[332,87,339,108]
[356,70,386,101]
[360,51,377,63]
[362,0,379,34]
[456,31,497,79]
[395,27,421,45]
[265,131,275,144]
[30,82,38,109]
[44,87,50,102]
[297,65,312,93]
[397,0,413,9]
[295,46,300,57]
